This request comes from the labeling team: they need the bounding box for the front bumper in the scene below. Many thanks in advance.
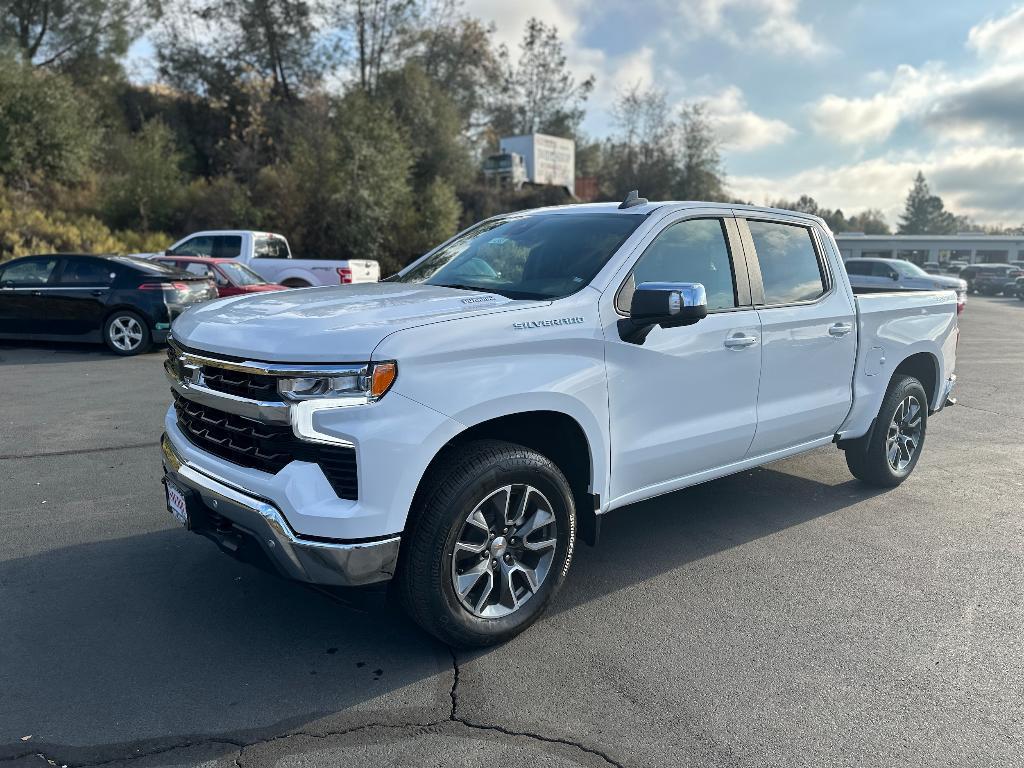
[161,433,400,586]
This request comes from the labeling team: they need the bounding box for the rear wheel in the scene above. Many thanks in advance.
[103,310,151,356]
[398,440,576,647]
[844,375,928,487]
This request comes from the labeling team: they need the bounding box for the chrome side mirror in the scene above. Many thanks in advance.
[619,282,708,344]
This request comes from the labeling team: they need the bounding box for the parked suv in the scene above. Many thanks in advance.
[161,199,958,646]
[0,254,217,355]
[971,264,1023,295]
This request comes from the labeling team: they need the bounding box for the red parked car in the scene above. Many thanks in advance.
[153,256,287,297]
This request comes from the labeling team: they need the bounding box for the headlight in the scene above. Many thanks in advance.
[278,361,397,404]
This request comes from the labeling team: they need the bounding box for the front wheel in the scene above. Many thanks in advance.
[844,375,928,487]
[103,310,152,356]
[397,440,576,647]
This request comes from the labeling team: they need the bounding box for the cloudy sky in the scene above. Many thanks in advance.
[464,0,1024,225]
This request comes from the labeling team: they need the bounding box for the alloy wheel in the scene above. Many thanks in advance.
[886,395,923,472]
[109,316,144,352]
[450,484,558,619]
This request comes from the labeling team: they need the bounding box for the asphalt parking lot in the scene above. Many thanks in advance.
[2,296,1023,768]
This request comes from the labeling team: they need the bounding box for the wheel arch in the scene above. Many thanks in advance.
[890,351,939,410]
[407,410,602,546]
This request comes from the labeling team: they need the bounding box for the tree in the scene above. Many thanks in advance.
[0,58,100,185]
[263,92,414,272]
[674,103,726,201]
[490,18,594,138]
[157,0,330,103]
[347,0,418,94]
[0,0,149,77]
[102,119,185,231]
[601,87,679,200]
[898,171,957,235]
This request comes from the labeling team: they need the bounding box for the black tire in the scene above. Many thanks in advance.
[397,439,576,648]
[281,279,310,288]
[844,375,928,487]
[103,310,152,356]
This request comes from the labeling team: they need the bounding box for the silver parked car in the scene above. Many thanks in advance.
[844,258,967,313]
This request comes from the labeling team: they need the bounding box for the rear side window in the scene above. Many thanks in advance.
[0,257,58,285]
[618,218,737,312]
[58,258,115,285]
[168,236,213,257]
[254,236,289,259]
[748,221,827,304]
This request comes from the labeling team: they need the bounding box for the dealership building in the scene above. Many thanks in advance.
[834,234,1024,266]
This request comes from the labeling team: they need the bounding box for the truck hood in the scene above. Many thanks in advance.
[171,282,533,361]
[926,274,967,290]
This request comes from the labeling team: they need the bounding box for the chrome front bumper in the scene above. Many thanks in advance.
[161,434,399,586]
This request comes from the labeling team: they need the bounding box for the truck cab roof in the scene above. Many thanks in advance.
[519,200,829,228]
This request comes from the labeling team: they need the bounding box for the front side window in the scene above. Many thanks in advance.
[749,221,827,304]
[395,213,644,300]
[870,262,899,279]
[617,218,737,312]
[211,236,242,258]
[0,257,59,285]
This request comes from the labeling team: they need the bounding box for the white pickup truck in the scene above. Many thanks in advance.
[160,197,958,647]
[161,230,380,287]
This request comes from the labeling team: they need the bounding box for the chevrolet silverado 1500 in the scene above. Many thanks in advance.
[160,197,958,647]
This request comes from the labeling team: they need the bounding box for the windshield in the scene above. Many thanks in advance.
[218,262,267,286]
[894,260,930,278]
[394,213,645,300]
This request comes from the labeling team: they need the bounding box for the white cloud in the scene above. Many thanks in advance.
[967,5,1024,61]
[461,0,585,50]
[809,64,949,145]
[702,86,795,150]
[731,145,1024,225]
[677,0,829,58]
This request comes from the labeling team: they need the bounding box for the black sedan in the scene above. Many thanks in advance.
[0,253,218,355]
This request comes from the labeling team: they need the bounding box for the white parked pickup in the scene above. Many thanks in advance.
[160,230,380,287]
[160,196,959,647]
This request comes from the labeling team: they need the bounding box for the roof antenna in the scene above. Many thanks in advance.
[618,190,648,209]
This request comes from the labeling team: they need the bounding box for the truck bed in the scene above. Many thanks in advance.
[837,289,959,441]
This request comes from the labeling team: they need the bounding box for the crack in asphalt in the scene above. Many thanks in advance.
[1,648,624,768]
[0,442,160,460]
[444,645,625,768]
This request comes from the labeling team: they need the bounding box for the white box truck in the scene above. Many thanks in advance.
[499,134,575,197]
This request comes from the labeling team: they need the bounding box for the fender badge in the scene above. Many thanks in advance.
[513,317,585,329]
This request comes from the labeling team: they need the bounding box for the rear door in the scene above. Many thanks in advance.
[737,215,857,457]
[0,256,61,334]
[48,257,117,336]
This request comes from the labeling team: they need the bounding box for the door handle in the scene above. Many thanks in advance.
[829,322,853,337]
[724,333,758,349]
[90,290,105,296]
[31,290,43,296]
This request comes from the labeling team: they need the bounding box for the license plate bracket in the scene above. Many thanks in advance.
[165,480,190,529]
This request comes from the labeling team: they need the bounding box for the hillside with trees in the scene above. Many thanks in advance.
[2,1,982,271]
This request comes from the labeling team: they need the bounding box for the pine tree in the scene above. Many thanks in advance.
[898,172,957,235]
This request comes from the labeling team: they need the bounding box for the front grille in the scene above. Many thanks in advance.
[201,366,281,401]
[166,346,281,401]
[173,392,358,500]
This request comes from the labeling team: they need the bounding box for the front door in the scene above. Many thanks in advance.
[602,214,762,504]
[738,216,857,456]
[0,256,61,335]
